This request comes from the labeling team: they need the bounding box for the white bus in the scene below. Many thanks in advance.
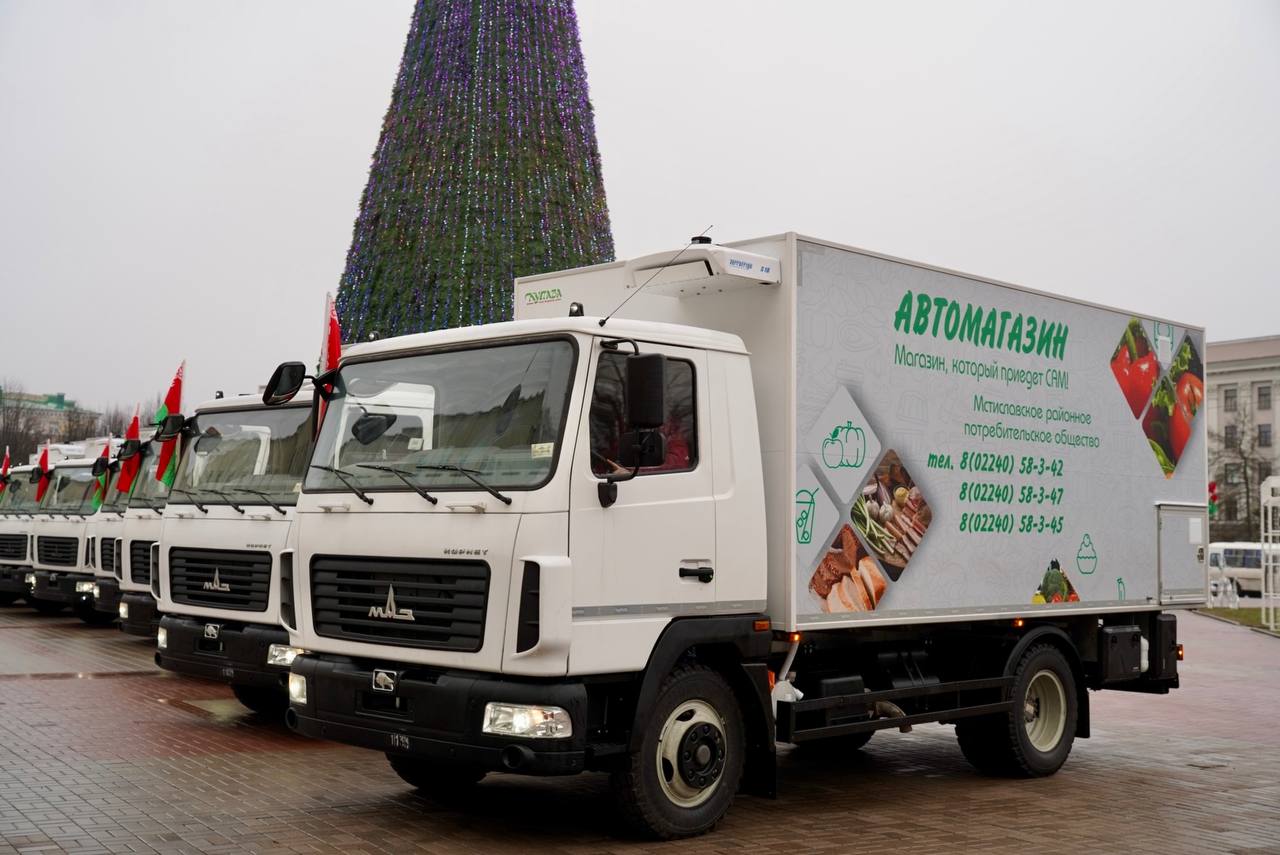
[1207,542,1271,596]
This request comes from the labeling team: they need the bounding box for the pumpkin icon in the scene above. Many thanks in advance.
[821,421,866,470]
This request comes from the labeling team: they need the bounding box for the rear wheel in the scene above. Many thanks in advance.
[231,684,288,716]
[28,597,65,615]
[957,643,1077,777]
[386,753,486,798]
[611,665,745,839]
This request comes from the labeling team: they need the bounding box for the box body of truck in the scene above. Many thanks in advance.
[516,233,1208,630]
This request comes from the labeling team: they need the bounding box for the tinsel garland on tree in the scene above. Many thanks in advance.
[337,0,615,339]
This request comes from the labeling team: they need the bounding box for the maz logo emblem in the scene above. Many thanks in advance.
[203,623,220,640]
[368,584,415,621]
[372,669,397,693]
[203,568,230,592]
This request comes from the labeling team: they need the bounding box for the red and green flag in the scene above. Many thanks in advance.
[114,405,142,494]
[34,443,51,503]
[317,293,342,424]
[155,361,184,488]
[0,446,10,496]
[91,440,111,510]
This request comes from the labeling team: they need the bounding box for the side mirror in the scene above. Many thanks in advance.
[154,413,186,442]
[351,411,397,445]
[117,439,142,460]
[264,361,309,405]
[29,468,43,484]
[625,352,666,430]
[91,458,110,477]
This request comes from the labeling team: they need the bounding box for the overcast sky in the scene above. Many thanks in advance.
[1,0,1276,413]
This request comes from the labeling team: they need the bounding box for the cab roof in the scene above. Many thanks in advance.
[194,388,313,414]
[340,316,748,364]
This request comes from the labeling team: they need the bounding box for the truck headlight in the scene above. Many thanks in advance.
[482,702,572,739]
[119,602,129,620]
[24,573,35,586]
[75,581,96,594]
[288,673,308,705]
[156,627,168,649]
[266,644,304,667]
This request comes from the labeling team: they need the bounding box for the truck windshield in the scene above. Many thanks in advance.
[306,338,576,494]
[172,406,312,506]
[128,444,171,509]
[101,471,130,512]
[4,474,39,513]
[45,465,95,514]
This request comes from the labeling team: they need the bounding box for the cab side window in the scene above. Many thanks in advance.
[589,352,697,476]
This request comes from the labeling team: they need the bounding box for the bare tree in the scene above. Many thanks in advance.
[99,403,134,438]
[0,382,42,463]
[1209,397,1272,541]
[63,406,102,442]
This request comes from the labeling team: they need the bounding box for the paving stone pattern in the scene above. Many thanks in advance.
[0,608,1277,854]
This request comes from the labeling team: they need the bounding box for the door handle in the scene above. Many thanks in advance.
[679,566,714,583]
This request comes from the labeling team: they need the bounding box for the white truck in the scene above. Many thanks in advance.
[266,234,1205,839]
[0,465,38,604]
[154,392,315,713]
[114,437,173,636]
[83,442,140,624]
[27,456,111,619]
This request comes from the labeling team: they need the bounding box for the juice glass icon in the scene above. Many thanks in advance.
[795,489,817,544]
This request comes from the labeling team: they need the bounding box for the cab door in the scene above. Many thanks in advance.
[569,342,717,616]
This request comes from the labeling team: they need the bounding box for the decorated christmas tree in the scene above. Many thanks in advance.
[337,0,615,339]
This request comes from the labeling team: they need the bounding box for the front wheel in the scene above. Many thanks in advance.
[611,664,745,840]
[231,684,288,716]
[957,643,1077,777]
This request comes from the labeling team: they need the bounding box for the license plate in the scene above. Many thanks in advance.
[389,733,410,750]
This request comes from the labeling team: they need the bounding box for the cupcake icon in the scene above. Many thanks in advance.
[1076,534,1097,576]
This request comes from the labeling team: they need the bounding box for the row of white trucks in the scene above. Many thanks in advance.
[0,234,1208,838]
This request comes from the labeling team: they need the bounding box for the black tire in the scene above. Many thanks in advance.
[610,664,745,840]
[74,601,116,626]
[231,684,289,716]
[957,643,1077,778]
[385,753,485,798]
[0,591,20,606]
[28,597,65,615]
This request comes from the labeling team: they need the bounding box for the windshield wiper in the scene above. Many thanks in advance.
[415,464,512,505]
[202,489,244,514]
[310,465,374,506]
[356,464,438,505]
[169,488,209,514]
[234,488,287,516]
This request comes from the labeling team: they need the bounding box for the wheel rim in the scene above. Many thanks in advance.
[1023,669,1066,753]
[655,699,727,808]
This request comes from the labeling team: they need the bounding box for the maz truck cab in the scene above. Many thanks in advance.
[0,465,38,604]
[154,392,314,713]
[115,438,173,636]
[28,458,104,618]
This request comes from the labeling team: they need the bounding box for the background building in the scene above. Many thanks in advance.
[0,388,101,462]
[1205,335,1279,541]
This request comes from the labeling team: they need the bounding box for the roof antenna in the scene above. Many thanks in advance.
[598,225,712,327]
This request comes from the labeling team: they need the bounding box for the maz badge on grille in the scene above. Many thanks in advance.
[204,623,221,640]
[372,669,398,693]
[202,568,231,592]
[368,584,415,621]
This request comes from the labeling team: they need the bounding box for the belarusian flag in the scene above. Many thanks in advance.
[114,405,141,494]
[91,440,111,510]
[0,446,9,496]
[35,443,51,503]
[317,293,342,424]
[155,361,184,487]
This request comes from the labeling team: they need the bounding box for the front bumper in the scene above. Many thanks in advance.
[156,614,290,688]
[0,564,28,595]
[287,654,587,776]
[119,592,160,637]
[92,577,122,614]
[30,569,93,605]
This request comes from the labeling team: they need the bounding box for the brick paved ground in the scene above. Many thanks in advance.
[0,608,1276,854]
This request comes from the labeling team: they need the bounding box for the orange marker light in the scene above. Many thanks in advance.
[1013,618,1026,628]
[767,670,777,690]
[753,618,771,633]
[787,631,802,644]
[1177,643,1185,661]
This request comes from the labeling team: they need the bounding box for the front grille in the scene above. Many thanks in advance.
[37,536,78,567]
[130,540,155,585]
[311,556,489,652]
[100,538,117,577]
[0,534,26,562]
[169,547,271,612]
[113,539,124,580]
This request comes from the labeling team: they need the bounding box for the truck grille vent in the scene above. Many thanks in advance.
[169,547,271,612]
[37,536,78,567]
[100,538,117,577]
[0,534,26,562]
[311,556,489,652]
[130,540,155,585]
